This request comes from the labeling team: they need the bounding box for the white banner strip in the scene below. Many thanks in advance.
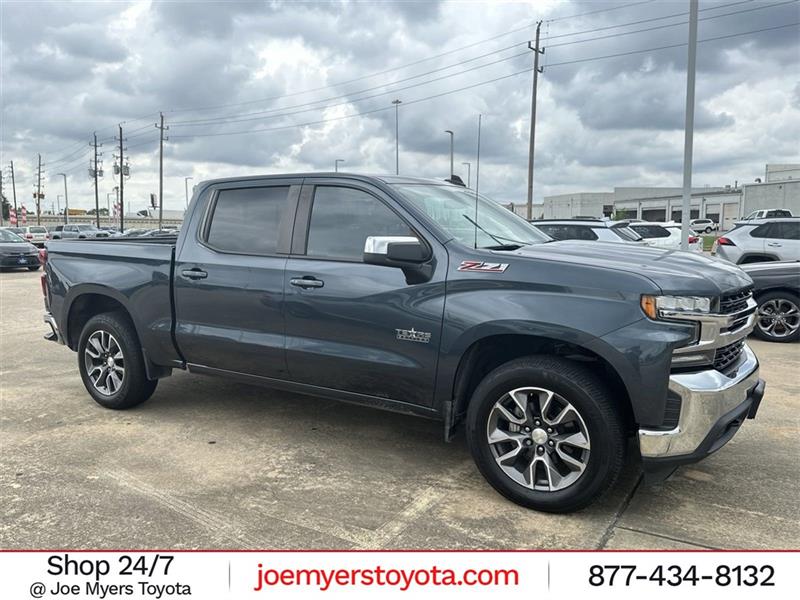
[0,551,796,599]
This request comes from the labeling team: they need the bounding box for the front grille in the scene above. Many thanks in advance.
[714,340,745,371]
[719,288,752,314]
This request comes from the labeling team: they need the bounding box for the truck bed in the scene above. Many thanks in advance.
[45,238,181,368]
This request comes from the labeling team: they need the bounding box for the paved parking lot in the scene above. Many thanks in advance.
[1,269,798,550]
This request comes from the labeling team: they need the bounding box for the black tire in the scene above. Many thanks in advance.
[77,312,157,409]
[752,291,800,343]
[27,265,40,271]
[466,355,626,513]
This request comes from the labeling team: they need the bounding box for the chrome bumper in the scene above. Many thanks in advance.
[639,344,762,459]
[44,312,64,344]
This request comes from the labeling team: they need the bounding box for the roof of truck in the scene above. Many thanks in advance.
[198,173,460,187]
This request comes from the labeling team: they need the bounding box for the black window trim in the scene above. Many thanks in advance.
[291,180,432,264]
[197,179,301,258]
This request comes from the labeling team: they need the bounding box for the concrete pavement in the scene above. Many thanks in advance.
[1,269,798,549]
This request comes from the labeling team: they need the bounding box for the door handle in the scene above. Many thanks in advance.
[766,242,782,247]
[181,268,208,280]
[290,276,324,289]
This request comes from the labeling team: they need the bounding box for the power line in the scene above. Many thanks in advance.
[547,0,797,49]
[170,21,799,140]
[170,49,531,128]
[169,1,796,132]
[164,0,660,116]
[542,0,755,42]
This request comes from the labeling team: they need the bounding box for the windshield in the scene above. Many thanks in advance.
[0,229,25,243]
[392,184,550,248]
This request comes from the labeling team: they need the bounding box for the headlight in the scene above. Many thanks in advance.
[641,295,711,319]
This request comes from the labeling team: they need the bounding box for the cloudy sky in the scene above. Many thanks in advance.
[1,0,798,214]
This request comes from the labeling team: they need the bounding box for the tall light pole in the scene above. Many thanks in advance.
[335,159,345,173]
[57,172,68,223]
[444,130,454,179]
[57,194,63,216]
[392,99,402,175]
[184,176,193,209]
[680,0,699,250]
[462,162,471,188]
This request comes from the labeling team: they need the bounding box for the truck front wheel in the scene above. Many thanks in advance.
[77,312,157,409]
[466,356,626,513]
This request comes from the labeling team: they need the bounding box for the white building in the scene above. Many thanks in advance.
[539,164,800,231]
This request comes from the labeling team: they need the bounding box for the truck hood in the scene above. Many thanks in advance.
[509,241,752,296]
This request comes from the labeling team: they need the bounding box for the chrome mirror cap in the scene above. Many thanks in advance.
[363,236,419,255]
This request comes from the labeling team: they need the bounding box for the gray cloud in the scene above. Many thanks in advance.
[1,0,798,211]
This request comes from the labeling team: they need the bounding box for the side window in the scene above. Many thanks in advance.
[537,225,570,240]
[775,222,800,240]
[206,186,290,254]
[575,226,598,240]
[306,186,413,261]
[750,224,774,238]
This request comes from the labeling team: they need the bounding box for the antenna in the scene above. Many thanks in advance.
[474,113,482,249]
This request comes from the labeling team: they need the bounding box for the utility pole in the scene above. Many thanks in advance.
[392,99,401,175]
[0,170,4,226]
[9,160,18,217]
[526,20,544,220]
[35,154,43,225]
[117,124,126,233]
[680,0,699,250]
[462,162,471,188]
[91,133,102,228]
[57,172,69,223]
[155,112,168,230]
[444,130,454,179]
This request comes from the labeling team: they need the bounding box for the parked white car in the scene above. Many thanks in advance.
[629,222,703,252]
[689,218,718,234]
[742,208,793,221]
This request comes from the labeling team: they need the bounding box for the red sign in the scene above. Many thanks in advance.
[21,205,27,225]
[9,208,17,225]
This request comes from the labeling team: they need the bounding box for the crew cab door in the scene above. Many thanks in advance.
[174,179,300,378]
[283,180,446,408]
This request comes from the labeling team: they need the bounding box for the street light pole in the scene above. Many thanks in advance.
[56,195,62,216]
[335,159,345,173]
[444,130,454,179]
[184,176,193,209]
[57,172,69,224]
[462,162,471,188]
[392,99,402,175]
[680,0,699,250]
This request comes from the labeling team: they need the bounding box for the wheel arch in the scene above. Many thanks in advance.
[445,331,635,439]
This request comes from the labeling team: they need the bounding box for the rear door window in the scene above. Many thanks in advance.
[205,186,291,255]
[751,223,776,238]
[632,225,670,238]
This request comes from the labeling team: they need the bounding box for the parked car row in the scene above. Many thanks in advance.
[529,219,703,252]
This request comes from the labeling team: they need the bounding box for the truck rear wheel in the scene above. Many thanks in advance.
[466,356,625,513]
[77,312,157,409]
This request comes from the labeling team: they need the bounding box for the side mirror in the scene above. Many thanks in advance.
[363,236,427,265]
[363,236,434,284]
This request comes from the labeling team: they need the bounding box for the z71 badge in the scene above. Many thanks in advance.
[457,260,509,273]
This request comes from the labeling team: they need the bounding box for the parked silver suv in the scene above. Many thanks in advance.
[531,218,648,245]
[713,218,800,264]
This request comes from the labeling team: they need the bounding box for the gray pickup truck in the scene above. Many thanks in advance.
[42,174,765,512]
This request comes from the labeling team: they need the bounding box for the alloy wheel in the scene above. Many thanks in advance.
[84,330,125,396]
[486,387,591,492]
[757,298,800,339]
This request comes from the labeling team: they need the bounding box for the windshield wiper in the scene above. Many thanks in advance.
[461,214,528,249]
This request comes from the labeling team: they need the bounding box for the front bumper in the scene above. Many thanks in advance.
[0,254,39,267]
[639,343,764,480]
